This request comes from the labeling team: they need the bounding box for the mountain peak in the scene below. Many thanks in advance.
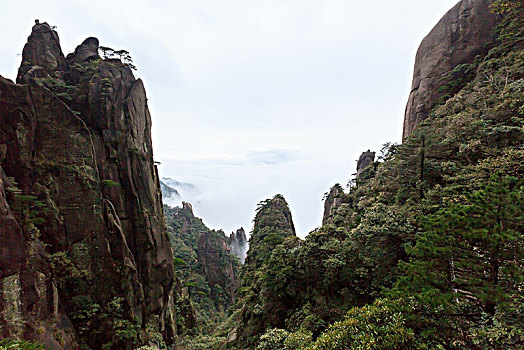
[17,21,67,84]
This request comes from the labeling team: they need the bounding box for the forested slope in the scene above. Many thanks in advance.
[227,1,524,349]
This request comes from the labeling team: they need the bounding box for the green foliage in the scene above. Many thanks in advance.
[50,251,89,290]
[99,78,113,99]
[68,295,101,336]
[68,294,141,348]
[436,59,480,107]
[173,257,186,267]
[283,330,313,349]
[99,46,137,70]
[102,298,140,347]
[34,75,79,101]
[163,204,240,335]
[72,60,100,76]
[256,328,289,350]
[129,146,140,155]
[0,339,47,350]
[101,179,119,187]
[490,0,524,14]
[13,194,37,202]
[256,328,312,350]
[174,334,227,350]
[392,175,523,347]
[377,142,398,162]
[11,192,47,226]
[228,10,524,349]
[305,300,415,350]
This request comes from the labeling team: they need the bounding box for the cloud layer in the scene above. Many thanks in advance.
[0,0,459,236]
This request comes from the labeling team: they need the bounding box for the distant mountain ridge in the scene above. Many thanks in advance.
[160,180,181,201]
[160,177,198,207]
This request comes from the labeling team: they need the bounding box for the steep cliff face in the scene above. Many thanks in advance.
[229,227,248,263]
[197,232,238,304]
[0,22,175,348]
[403,0,500,138]
[322,184,344,225]
[164,203,240,332]
[356,150,375,178]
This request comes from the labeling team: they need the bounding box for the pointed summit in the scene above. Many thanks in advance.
[17,21,67,84]
[245,194,295,270]
[322,184,344,225]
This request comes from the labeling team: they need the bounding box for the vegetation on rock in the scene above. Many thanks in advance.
[1,1,522,349]
[164,204,241,337]
[217,2,524,348]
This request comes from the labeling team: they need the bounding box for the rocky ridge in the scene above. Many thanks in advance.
[164,202,240,333]
[233,194,297,346]
[160,180,182,204]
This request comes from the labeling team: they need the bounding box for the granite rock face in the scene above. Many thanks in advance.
[0,22,175,349]
[197,232,239,304]
[322,184,344,226]
[17,22,68,83]
[66,37,100,63]
[229,228,248,263]
[403,0,500,138]
[167,202,240,308]
[356,150,375,178]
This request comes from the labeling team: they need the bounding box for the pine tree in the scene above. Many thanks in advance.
[393,174,523,347]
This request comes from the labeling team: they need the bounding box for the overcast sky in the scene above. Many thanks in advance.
[0,0,459,237]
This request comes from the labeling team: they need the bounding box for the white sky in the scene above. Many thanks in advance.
[0,0,459,237]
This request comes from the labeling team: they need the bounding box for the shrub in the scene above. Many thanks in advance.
[101,179,119,187]
[306,300,415,350]
[0,338,47,350]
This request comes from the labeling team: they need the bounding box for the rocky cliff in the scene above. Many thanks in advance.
[356,150,375,178]
[229,227,248,263]
[322,184,344,225]
[403,0,500,138]
[197,232,238,305]
[0,22,175,349]
[164,202,240,332]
